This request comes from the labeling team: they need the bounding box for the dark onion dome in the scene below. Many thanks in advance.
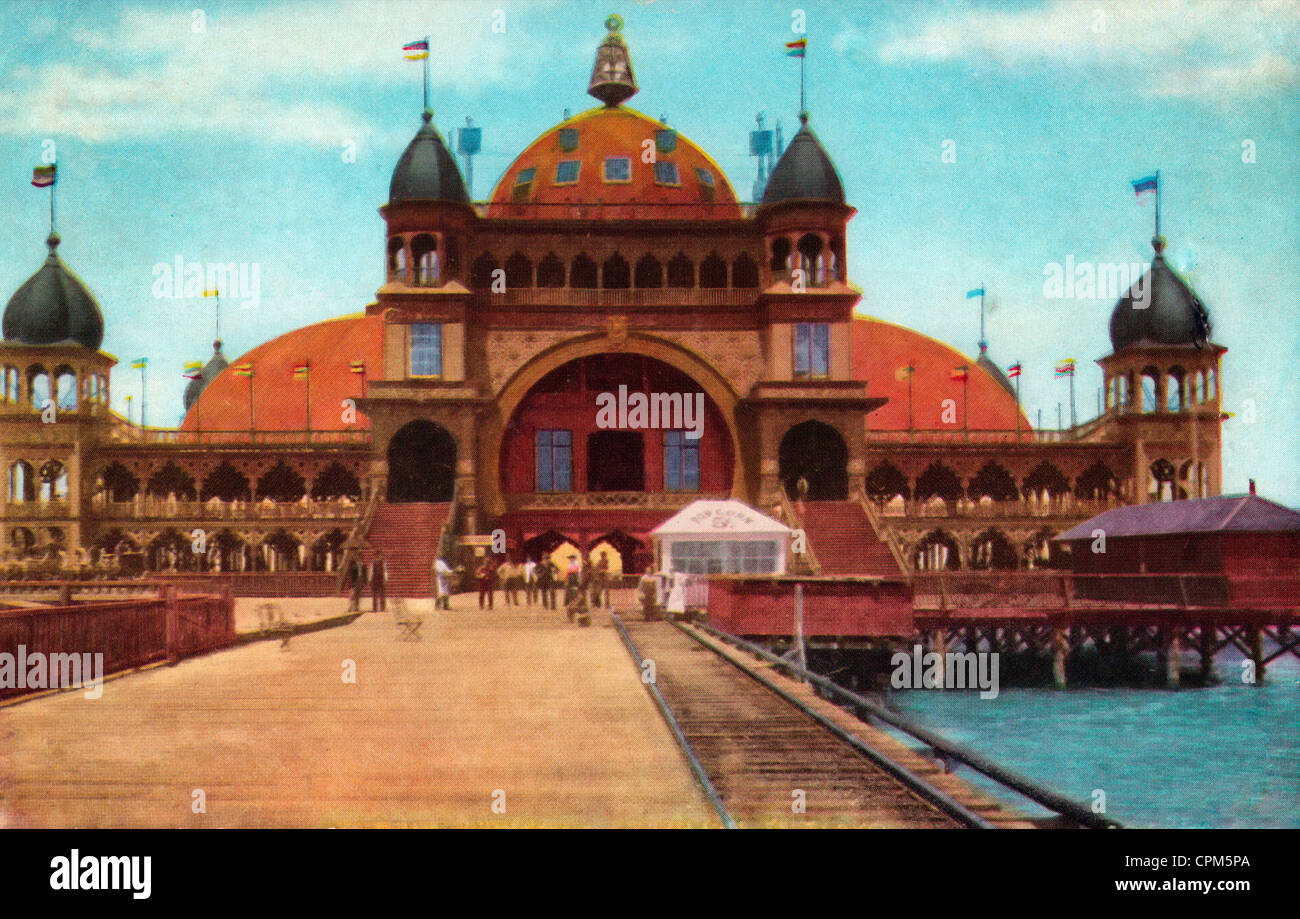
[1109,236,1212,352]
[388,110,470,204]
[2,232,104,350]
[760,113,845,207]
[183,339,229,413]
[976,343,1016,398]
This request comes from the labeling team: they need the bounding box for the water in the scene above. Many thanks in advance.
[880,654,1300,828]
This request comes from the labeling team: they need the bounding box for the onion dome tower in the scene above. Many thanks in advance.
[3,232,104,350]
[588,15,638,107]
[1098,235,1227,503]
[183,339,229,413]
[760,113,845,207]
[389,112,470,205]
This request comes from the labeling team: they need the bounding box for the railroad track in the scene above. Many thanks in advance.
[615,615,1018,829]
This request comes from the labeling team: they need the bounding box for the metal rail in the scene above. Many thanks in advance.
[610,614,737,829]
[684,618,1122,829]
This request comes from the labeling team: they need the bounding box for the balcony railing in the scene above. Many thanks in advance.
[869,495,1121,520]
[92,497,363,522]
[509,491,712,512]
[106,426,370,447]
[2,500,72,519]
[483,287,759,308]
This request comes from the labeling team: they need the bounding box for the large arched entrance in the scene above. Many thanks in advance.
[779,420,848,500]
[388,419,456,502]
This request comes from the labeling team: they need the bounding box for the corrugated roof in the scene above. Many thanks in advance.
[1054,495,1300,541]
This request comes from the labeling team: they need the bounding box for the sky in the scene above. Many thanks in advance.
[1,0,1297,502]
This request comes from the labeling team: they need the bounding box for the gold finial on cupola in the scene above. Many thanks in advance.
[588,14,638,107]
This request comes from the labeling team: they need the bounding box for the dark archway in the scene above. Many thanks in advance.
[779,420,848,500]
[100,462,139,502]
[256,461,306,503]
[311,462,362,500]
[970,529,1018,570]
[865,461,910,503]
[1023,461,1071,498]
[915,462,963,503]
[968,462,1018,502]
[201,463,251,502]
[388,419,456,502]
[587,431,644,491]
[147,462,197,500]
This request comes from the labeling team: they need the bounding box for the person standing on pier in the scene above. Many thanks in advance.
[476,558,495,610]
[523,557,538,607]
[538,556,557,610]
[563,555,581,610]
[346,554,368,612]
[370,551,388,612]
[433,556,452,610]
[591,552,610,609]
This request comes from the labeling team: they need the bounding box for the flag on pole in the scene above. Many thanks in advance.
[950,365,969,381]
[1007,362,1022,378]
[965,287,984,299]
[233,364,253,377]
[1055,359,1076,377]
[130,357,148,369]
[1132,174,1157,205]
[292,363,310,379]
[894,365,914,382]
[202,288,219,298]
[403,38,429,60]
[183,361,203,379]
[350,360,366,374]
[31,165,56,187]
[785,38,806,57]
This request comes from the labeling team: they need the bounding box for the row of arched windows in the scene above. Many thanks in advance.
[467,250,762,290]
[388,233,461,286]
[84,527,351,572]
[912,527,1068,572]
[864,459,1122,504]
[1107,365,1217,414]
[769,232,844,287]
[0,364,107,410]
[8,460,68,504]
[92,460,363,505]
[1147,457,1210,502]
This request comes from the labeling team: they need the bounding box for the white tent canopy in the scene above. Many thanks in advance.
[650,499,792,575]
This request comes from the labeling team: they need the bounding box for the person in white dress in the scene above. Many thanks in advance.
[665,570,687,616]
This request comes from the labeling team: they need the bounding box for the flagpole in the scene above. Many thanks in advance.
[423,34,430,113]
[248,373,255,437]
[980,283,986,346]
[1155,169,1161,239]
[139,363,147,428]
[800,48,805,116]
[963,371,969,438]
[907,370,914,437]
[1069,369,1077,428]
[305,363,312,437]
[50,171,56,235]
[1015,368,1021,439]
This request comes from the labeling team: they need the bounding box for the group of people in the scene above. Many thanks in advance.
[344,551,388,613]
[469,552,612,615]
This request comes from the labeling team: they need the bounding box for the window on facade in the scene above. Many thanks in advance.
[558,128,579,152]
[669,540,778,575]
[655,129,677,153]
[536,430,572,492]
[555,160,580,185]
[409,323,442,377]
[695,167,716,202]
[664,431,700,492]
[512,167,536,203]
[653,161,680,186]
[794,323,830,378]
[603,157,631,183]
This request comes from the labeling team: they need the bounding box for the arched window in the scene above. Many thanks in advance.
[914,530,961,571]
[570,253,598,289]
[4,367,18,402]
[470,252,498,288]
[1022,462,1071,499]
[797,233,823,282]
[699,253,727,288]
[732,252,759,289]
[38,460,67,502]
[970,529,1017,570]
[1149,458,1177,502]
[148,462,198,500]
[54,365,78,411]
[634,254,663,288]
[100,462,139,502]
[200,463,250,502]
[1207,368,1217,400]
[602,253,630,289]
[967,462,1019,502]
[865,462,910,504]
[769,237,792,273]
[829,236,845,281]
[1166,366,1186,412]
[504,252,533,288]
[27,365,50,410]
[915,463,963,504]
[1074,460,1119,500]
[411,234,439,286]
[1194,371,1205,403]
[1140,366,1160,413]
[9,461,35,503]
[666,252,694,288]
[387,237,407,282]
[537,253,565,288]
[311,462,362,501]
[255,461,306,503]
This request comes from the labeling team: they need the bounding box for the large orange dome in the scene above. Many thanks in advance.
[486,106,741,220]
[181,314,382,432]
[851,316,1031,431]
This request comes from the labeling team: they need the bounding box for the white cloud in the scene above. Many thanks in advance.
[867,0,1299,100]
[0,0,552,145]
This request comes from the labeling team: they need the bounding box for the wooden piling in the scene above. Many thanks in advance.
[1051,627,1068,689]
[1165,630,1181,688]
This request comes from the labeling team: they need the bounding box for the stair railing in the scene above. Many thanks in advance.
[776,487,822,575]
[335,485,382,593]
[854,486,912,579]
[436,480,461,563]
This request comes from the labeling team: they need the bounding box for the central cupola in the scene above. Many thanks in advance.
[588,14,638,106]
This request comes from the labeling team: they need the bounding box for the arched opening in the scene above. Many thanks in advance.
[1149,458,1177,502]
[311,462,362,501]
[1166,366,1186,412]
[970,529,1018,570]
[1207,368,1217,400]
[829,236,845,281]
[537,253,565,287]
[602,253,630,289]
[865,461,911,505]
[914,530,960,571]
[311,529,348,572]
[586,529,645,575]
[470,252,498,288]
[411,234,439,286]
[666,252,694,288]
[263,530,302,571]
[387,419,456,502]
[699,252,727,288]
[1024,529,1065,570]
[209,530,247,572]
[27,365,50,409]
[779,420,848,500]
[54,365,77,410]
[769,237,791,273]
[915,463,963,506]
[256,461,306,503]
[796,233,823,282]
[505,251,533,288]
[967,462,1018,502]
[3,366,18,402]
[522,529,573,563]
[39,460,67,502]
[634,254,663,289]
[387,237,407,282]
[1023,461,1071,501]
[9,527,37,558]
[1140,366,1160,413]
[148,530,193,572]
[1075,460,1119,500]
[1194,371,1205,403]
[732,252,759,289]
[200,463,251,502]
[9,461,34,503]
[444,236,460,277]
[147,462,197,500]
[570,253,598,289]
[99,462,139,502]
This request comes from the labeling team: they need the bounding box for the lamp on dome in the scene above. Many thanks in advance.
[588,15,638,107]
